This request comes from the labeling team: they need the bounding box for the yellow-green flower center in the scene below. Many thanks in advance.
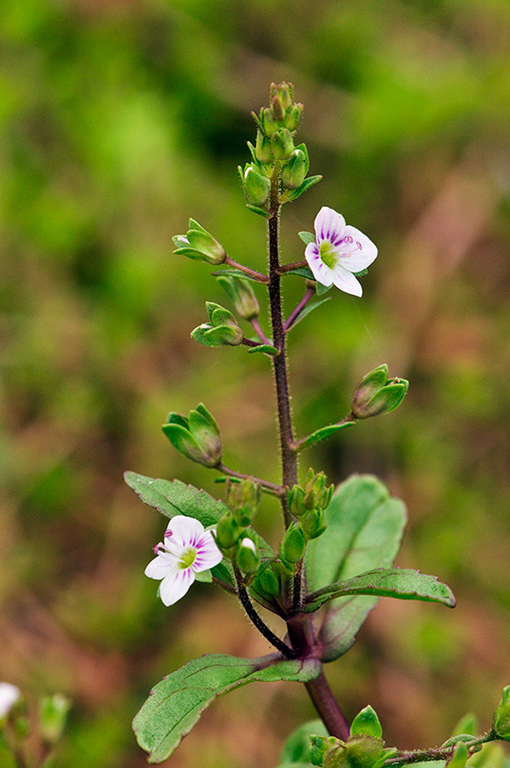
[319,241,338,269]
[179,547,197,569]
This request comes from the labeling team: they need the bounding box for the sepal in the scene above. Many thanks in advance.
[173,219,226,265]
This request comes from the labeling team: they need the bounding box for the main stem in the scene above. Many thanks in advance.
[266,170,350,742]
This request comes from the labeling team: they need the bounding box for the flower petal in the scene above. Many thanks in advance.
[159,568,195,606]
[337,225,378,272]
[165,515,205,548]
[144,552,178,579]
[314,206,346,243]
[305,242,334,286]
[193,531,223,571]
[331,266,363,296]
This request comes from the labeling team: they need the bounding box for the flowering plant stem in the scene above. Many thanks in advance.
[266,167,351,741]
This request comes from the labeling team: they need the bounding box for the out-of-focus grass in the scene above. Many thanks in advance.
[1,0,509,765]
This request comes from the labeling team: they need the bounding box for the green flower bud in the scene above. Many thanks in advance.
[280,523,306,564]
[288,484,306,519]
[493,686,510,740]
[285,103,304,132]
[252,561,280,598]
[215,512,243,551]
[300,508,327,540]
[236,536,261,575]
[352,365,409,419]
[227,478,261,527]
[173,219,226,265]
[310,736,341,766]
[281,148,308,189]
[162,403,221,467]
[260,107,278,137]
[39,694,71,745]
[255,130,273,164]
[271,82,293,114]
[216,275,260,321]
[191,302,244,348]
[271,129,295,161]
[239,163,271,207]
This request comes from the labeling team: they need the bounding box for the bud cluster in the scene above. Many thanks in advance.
[282,469,333,564]
[239,82,314,215]
[191,302,244,348]
[215,479,262,577]
[162,403,222,468]
[351,364,409,420]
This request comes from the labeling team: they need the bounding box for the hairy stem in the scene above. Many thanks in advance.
[250,316,272,346]
[265,166,351,740]
[284,286,315,332]
[224,256,269,284]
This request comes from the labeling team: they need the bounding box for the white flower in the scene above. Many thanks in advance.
[0,683,21,718]
[305,206,378,296]
[145,516,223,606]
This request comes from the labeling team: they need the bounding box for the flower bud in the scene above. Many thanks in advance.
[310,736,341,767]
[300,508,327,540]
[285,103,304,132]
[493,686,510,740]
[172,219,226,265]
[238,163,271,207]
[0,683,21,723]
[271,129,295,161]
[288,484,306,519]
[39,694,71,745]
[255,130,273,164]
[352,365,409,419]
[216,275,260,321]
[191,302,244,348]
[236,536,261,575]
[215,512,243,551]
[162,403,221,468]
[260,107,278,137]
[280,523,306,564]
[281,147,308,189]
[252,561,280,598]
[227,478,261,527]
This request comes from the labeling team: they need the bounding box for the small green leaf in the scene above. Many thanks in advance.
[305,568,456,612]
[133,654,322,763]
[306,475,407,662]
[296,422,356,452]
[247,344,279,356]
[246,203,270,217]
[284,174,322,201]
[193,569,212,583]
[280,720,328,765]
[298,231,315,246]
[287,297,332,331]
[284,266,315,280]
[350,706,383,739]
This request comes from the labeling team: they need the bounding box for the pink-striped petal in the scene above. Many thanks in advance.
[159,568,195,606]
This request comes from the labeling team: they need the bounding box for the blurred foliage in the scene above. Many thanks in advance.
[0,0,509,766]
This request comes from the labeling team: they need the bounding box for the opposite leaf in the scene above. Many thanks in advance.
[306,475,407,662]
[304,568,456,612]
[133,654,322,763]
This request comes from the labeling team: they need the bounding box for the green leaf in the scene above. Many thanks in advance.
[284,174,322,201]
[280,719,328,765]
[296,421,356,451]
[306,475,407,662]
[298,231,315,246]
[212,268,266,283]
[133,654,322,763]
[316,281,332,296]
[246,203,270,217]
[350,706,383,739]
[284,266,315,280]
[247,344,279,356]
[304,568,456,612]
[287,296,332,331]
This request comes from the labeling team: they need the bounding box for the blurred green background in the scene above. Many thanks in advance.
[1,0,509,766]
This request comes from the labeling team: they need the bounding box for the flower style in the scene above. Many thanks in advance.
[305,206,378,296]
[145,516,223,606]
[0,682,21,718]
